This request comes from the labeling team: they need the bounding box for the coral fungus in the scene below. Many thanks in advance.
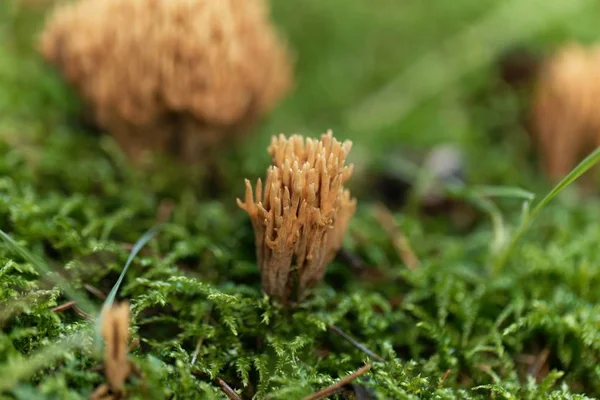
[531,43,600,183]
[40,0,292,162]
[238,131,356,304]
[96,302,132,397]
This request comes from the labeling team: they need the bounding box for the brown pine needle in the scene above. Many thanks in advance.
[441,369,452,386]
[84,284,107,300]
[51,300,76,312]
[303,364,372,400]
[329,325,384,362]
[216,378,242,400]
[72,306,92,320]
[51,301,91,320]
[372,203,420,270]
[529,348,550,381]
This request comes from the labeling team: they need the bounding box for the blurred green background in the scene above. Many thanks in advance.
[2,0,599,193]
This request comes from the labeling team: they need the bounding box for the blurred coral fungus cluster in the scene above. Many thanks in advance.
[40,0,293,163]
[531,43,600,184]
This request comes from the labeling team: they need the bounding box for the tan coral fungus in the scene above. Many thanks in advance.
[531,43,600,183]
[91,302,133,399]
[238,131,356,304]
[40,0,292,162]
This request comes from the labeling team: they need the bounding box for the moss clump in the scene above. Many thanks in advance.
[2,0,600,399]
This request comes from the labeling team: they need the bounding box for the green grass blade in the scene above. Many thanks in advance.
[94,225,161,353]
[529,148,600,220]
[493,146,600,274]
[101,225,161,312]
[468,194,507,255]
[471,186,535,202]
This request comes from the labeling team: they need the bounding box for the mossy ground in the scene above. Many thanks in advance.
[2,0,600,399]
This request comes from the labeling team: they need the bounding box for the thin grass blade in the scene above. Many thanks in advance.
[94,225,161,351]
[101,225,161,312]
[494,146,600,273]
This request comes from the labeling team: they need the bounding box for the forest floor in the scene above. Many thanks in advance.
[1,0,600,399]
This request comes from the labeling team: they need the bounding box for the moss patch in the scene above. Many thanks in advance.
[2,0,600,399]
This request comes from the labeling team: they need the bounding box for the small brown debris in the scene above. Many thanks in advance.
[51,300,76,312]
[84,284,107,300]
[303,364,372,400]
[515,353,536,364]
[238,131,356,304]
[51,300,92,320]
[40,0,293,163]
[529,348,550,382]
[531,43,600,183]
[216,378,243,400]
[73,305,93,320]
[441,369,452,386]
[372,203,419,270]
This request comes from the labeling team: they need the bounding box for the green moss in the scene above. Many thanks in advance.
[2,0,600,399]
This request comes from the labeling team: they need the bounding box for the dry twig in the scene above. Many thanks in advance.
[303,364,372,400]
[51,300,92,320]
[441,369,452,386]
[84,284,107,300]
[217,378,243,400]
[529,348,550,382]
[51,300,76,312]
